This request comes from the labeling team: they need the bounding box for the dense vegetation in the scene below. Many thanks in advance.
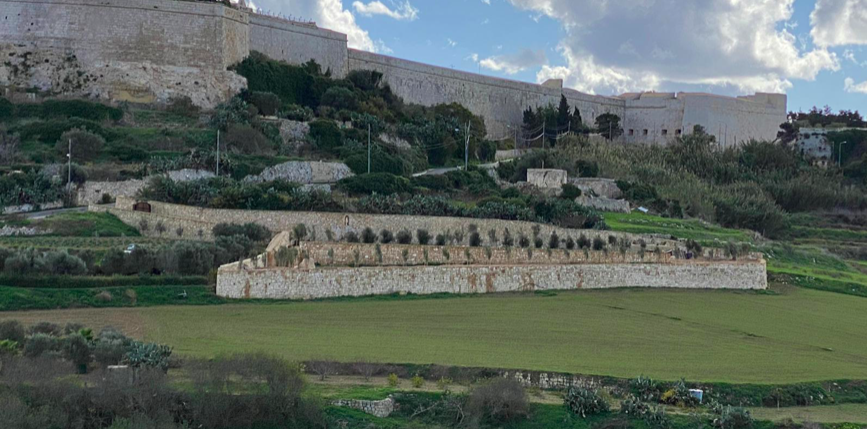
[499,127,867,238]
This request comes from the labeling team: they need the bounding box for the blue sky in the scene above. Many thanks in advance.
[252,0,867,114]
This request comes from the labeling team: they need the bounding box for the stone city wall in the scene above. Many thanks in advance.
[216,259,767,300]
[0,0,786,141]
[108,197,679,250]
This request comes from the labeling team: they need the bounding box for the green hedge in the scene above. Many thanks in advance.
[0,275,207,289]
[232,52,315,106]
[337,173,412,195]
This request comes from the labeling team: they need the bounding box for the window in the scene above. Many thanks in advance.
[675,129,682,136]
[628,129,634,136]
[643,129,649,136]
[662,129,668,136]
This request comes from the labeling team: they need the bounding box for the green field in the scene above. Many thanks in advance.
[4,286,866,384]
[749,404,867,424]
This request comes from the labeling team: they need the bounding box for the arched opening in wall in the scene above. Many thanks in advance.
[662,129,668,136]
[344,215,350,226]
[628,129,634,136]
[675,129,682,136]
[643,129,648,136]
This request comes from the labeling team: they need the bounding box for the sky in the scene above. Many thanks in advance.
[247,0,867,114]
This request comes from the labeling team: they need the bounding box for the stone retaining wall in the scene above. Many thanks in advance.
[108,197,679,249]
[331,397,394,418]
[217,260,767,300]
[296,241,674,268]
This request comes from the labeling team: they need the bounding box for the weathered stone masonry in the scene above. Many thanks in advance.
[217,261,767,300]
[0,0,786,143]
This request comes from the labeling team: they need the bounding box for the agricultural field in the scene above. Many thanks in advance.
[4,285,866,384]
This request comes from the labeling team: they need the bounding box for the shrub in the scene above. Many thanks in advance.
[223,123,273,155]
[549,232,560,249]
[0,320,25,343]
[417,229,431,245]
[534,237,543,249]
[592,237,605,251]
[566,236,575,250]
[397,230,412,244]
[466,378,530,425]
[309,119,342,153]
[345,149,409,176]
[503,229,514,247]
[388,373,399,387]
[345,231,360,243]
[166,96,200,117]
[248,91,281,116]
[565,387,609,418]
[712,405,754,429]
[630,375,660,401]
[412,374,425,389]
[561,183,582,199]
[64,334,92,373]
[337,173,411,195]
[380,229,394,244]
[469,232,481,247]
[56,128,105,162]
[123,341,173,372]
[435,234,446,246]
[28,322,62,336]
[575,159,599,177]
[23,333,61,358]
[662,379,700,407]
[361,227,377,243]
[518,233,530,248]
[39,251,87,275]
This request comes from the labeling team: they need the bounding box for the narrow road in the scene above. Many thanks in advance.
[6,204,111,220]
[412,162,499,177]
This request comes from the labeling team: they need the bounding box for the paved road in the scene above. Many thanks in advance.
[412,162,499,177]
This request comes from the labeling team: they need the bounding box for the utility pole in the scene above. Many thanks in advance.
[839,141,848,166]
[367,124,371,174]
[464,121,471,170]
[66,138,72,190]
[216,130,220,176]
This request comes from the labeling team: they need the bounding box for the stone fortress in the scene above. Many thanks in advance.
[0,0,786,145]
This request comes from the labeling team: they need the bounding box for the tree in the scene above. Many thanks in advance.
[557,95,571,129]
[777,122,799,145]
[571,106,585,133]
[56,128,104,163]
[595,113,623,140]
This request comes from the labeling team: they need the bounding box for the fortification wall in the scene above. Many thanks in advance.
[108,198,679,250]
[0,0,248,70]
[249,13,348,77]
[217,260,767,300]
[682,94,786,147]
[347,50,624,138]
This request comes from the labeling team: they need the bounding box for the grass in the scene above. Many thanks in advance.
[603,212,753,245]
[748,403,867,424]
[4,286,867,384]
[35,212,141,237]
[0,285,219,311]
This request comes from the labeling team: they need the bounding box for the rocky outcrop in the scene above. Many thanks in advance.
[243,161,353,184]
[277,120,310,147]
[570,178,622,199]
[332,397,394,418]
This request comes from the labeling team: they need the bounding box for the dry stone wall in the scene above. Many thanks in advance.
[242,161,353,184]
[297,242,674,268]
[108,198,678,250]
[217,260,767,300]
[331,397,394,418]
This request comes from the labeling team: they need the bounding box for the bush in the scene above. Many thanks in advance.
[345,149,410,176]
[248,91,281,116]
[417,229,431,245]
[561,183,582,199]
[466,378,529,425]
[23,333,61,358]
[123,341,173,372]
[361,227,377,243]
[380,229,394,244]
[320,86,358,111]
[64,334,92,373]
[345,231,360,243]
[412,374,425,389]
[212,223,271,242]
[337,173,411,195]
[39,251,87,275]
[397,230,412,244]
[712,404,754,429]
[223,123,273,155]
[469,232,481,247]
[549,232,560,249]
[56,128,105,162]
[575,160,599,177]
[565,387,609,418]
[60,163,88,185]
[388,373,399,387]
[0,320,25,343]
[166,96,200,117]
[309,119,342,153]
[232,51,316,106]
[592,237,605,251]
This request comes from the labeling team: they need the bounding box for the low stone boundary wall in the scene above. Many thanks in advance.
[331,397,394,418]
[107,197,678,249]
[217,260,767,300]
[299,241,674,267]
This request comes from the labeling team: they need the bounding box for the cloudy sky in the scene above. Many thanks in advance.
[248,0,867,113]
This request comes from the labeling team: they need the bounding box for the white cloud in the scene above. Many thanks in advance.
[352,0,418,21]
[844,77,867,94]
[447,38,458,47]
[481,0,491,4]
[480,49,547,75]
[505,0,839,95]
[251,0,376,52]
[811,0,867,47]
